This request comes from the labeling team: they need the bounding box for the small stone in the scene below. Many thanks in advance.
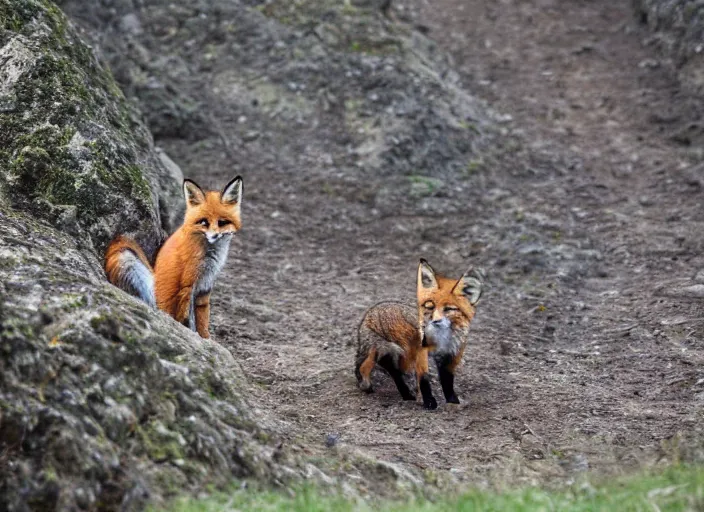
[694,270,704,283]
[74,487,95,510]
[242,130,260,142]
[119,13,143,36]
[325,433,340,448]
[638,58,660,69]
[671,284,704,299]
[638,195,653,206]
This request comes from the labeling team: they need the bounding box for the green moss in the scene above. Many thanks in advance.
[465,158,484,176]
[348,39,400,55]
[1,316,39,339]
[60,293,87,310]
[0,0,42,32]
[0,0,156,246]
[255,0,400,55]
[137,421,186,463]
[408,175,443,197]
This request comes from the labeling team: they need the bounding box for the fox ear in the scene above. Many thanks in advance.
[183,179,205,208]
[453,267,483,305]
[417,259,438,291]
[221,176,243,206]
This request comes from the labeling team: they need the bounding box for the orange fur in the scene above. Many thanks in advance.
[104,177,243,338]
[417,265,478,371]
[356,259,482,408]
[104,235,153,285]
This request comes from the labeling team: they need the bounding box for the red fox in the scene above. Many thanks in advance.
[104,177,243,338]
[355,259,482,409]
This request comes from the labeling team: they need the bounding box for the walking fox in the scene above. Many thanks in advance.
[355,259,482,409]
[104,177,243,338]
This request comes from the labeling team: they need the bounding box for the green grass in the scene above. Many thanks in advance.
[162,464,704,511]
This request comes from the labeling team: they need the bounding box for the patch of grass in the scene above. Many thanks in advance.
[161,464,704,512]
[466,158,485,176]
[408,175,443,197]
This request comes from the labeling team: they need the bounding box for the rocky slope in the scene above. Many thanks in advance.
[0,1,288,509]
[5,0,702,508]
[633,0,704,95]
[0,0,508,508]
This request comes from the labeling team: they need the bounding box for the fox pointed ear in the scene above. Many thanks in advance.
[183,179,205,208]
[221,176,243,207]
[454,267,483,305]
[417,259,438,291]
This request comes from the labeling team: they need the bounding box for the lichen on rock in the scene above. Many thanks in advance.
[0,0,183,254]
[0,1,290,509]
[0,203,290,510]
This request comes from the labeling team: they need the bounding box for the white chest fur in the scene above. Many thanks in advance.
[194,234,232,297]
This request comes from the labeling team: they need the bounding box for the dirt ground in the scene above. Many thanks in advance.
[159,0,704,488]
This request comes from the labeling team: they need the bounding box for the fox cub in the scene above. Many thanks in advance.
[104,177,243,339]
[355,259,482,409]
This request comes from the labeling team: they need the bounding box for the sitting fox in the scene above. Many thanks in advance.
[355,259,482,409]
[104,177,243,338]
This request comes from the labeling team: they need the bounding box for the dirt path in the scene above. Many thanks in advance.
[158,0,704,487]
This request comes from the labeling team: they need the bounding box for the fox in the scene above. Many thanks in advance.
[104,177,243,339]
[355,259,482,409]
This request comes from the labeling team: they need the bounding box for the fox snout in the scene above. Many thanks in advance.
[425,317,455,353]
[206,232,225,244]
[429,316,451,329]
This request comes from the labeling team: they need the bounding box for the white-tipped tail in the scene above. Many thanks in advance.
[114,251,156,308]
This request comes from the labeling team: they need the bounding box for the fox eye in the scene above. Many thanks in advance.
[423,301,435,310]
[217,219,231,228]
[444,306,459,313]
[196,218,208,227]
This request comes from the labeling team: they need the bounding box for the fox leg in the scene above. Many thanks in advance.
[435,354,459,404]
[435,349,465,404]
[378,354,415,401]
[355,348,377,393]
[174,287,196,332]
[416,348,437,410]
[194,294,211,339]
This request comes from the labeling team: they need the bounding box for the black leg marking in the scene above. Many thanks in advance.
[435,354,460,404]
[378,355,415,401]
[419,375,437,410]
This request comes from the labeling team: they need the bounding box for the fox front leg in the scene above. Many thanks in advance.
[174,287,196,332]
[416,348,437,410]
[194,293,211,339]
[434,351,464,404]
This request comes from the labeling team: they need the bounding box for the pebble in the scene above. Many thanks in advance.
[243,130,260,142]
[638,58,660,69]
[671,284,704,299]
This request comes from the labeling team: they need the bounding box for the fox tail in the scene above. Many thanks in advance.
[104,235,156,308]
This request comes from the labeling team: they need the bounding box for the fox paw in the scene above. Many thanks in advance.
[446,395,460,404]
[358,380,374,394]
[423,396,438,410]
[401,392,416,401]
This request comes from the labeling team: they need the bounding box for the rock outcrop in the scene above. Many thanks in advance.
[0,1,284,509]
[1,0,504,508]
[633,0,704,95]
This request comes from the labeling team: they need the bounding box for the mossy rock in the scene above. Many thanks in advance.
[0,0,183,256]
[0,205,289,511]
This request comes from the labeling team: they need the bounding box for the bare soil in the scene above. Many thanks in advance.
[161,0,704,488]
